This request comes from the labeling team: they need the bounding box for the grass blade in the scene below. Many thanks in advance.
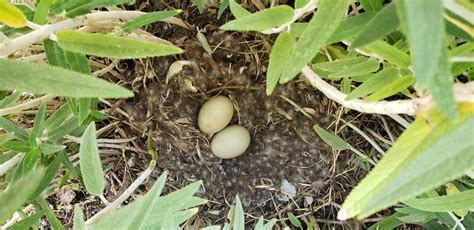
[220,5,293,32]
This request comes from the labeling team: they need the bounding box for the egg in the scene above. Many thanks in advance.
[198,96,234,134]
[211,125,251,159]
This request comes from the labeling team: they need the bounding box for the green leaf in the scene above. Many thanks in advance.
[192,0,205,13]
[123,10,181,32]
[326,12,376,44]
[280,0,351,83]
[73,204,86,230]
[351,2,399,48]
[44,39,67,67]
[364,75,414,102]
[79,122,104,196]
[325,58,379,80]
[28,155,61,200]
[339,104,474,219]
[397,0,456,118]
[45,103,71,130]
[266,31,292,95]
[20,148,40,176]
[233,196,245,230]
[35,197,65,230]
[65,0,130,18]
[0,117,29,141]
[220,5,293,32]
[29,103,46,146]
[357,40,411,68]
[0,0,27,28]
[404,189,474,213]
[345,67,399,100]
[6,210,44,230]
[295,0,310,9]
[0,168,44,224]
[367,213,404,230]
[359,0,383,11]
[64,51,91,74]
[78,98,91,125]
[0,58,133,98]
[0,132,15,145]
[0,91,21,109]
[33,0,54,25]
[1,141,31,152]
[48,117,80,141]
[229,0,251,19]
[90,172,206,229]
[313,124,349,151]
[57,30,183,59]
[217,0,229,19]
[287,212,302,229]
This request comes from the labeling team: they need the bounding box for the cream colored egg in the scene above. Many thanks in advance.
[198,96,234,134]
[211,125,250,159]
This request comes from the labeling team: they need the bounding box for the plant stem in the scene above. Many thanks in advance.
[262,0,318,34]
[0,153,23,177]
[85,160,156,225]
[0,11,144,57]
[301,65,474,115]
[35,197,65,230]
[0,94,55,117]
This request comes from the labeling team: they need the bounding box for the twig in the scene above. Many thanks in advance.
[301,65,474,115]
[0,94,55,117]
[0,153,23,177]
[0,11,144,57]
[262,0,318,34]
[85,160,156,225]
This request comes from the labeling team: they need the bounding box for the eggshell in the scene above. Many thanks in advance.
[198,96,234,134]
[211,125,250,159]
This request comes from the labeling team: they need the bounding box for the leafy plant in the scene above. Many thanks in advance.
[220,0,474,228]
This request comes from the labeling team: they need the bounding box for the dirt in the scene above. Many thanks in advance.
[61,1,399,228]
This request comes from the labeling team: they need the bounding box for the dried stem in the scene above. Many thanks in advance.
[0,153,23,177]
[301,65,474,115]
[262,0,317,34]
[0,94,55,116]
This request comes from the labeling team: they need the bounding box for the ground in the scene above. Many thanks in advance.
[48,1,403,229]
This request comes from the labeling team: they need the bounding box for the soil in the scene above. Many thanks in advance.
[50,1,403,229]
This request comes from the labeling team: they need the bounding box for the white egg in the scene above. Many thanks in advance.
[198,96,234,134]
[211,125,250,159]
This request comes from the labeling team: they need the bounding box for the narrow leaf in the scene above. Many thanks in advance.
[123,10,181,32]
[397,0,456,118]
[217,0,229,19]
[33,0,54,25]
[192,0,205,13]
[220,5,293,32]
[365,75,414,102]
[29,103,46,146]
[345,67,399,100]
[229,0,251,18]
[0,58,133,98]
[66,0,129,18]
[280,0,351,83]
[79,122,104,196]
[28,155,61,200]
[351,2,399,48]
[45,103,71,129]
[367,213,404,230]
[0,132,15,145]
[339,104,474,219]
[73,204,86,230]
[404,189,474,213]
[266,31,292,95]
[35,197,65,230]
[313,124,349,151]
[6,211,44,230]
[57,30,183,59]
[0,91,21,109]
[20,148,40,176]
[359,0,383,11]
[357,40,411,68]
[288,212,302,228]
[0,168,44,224]
[233,196,245,230]
[0,0,27,28]
[0,117,29,141]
